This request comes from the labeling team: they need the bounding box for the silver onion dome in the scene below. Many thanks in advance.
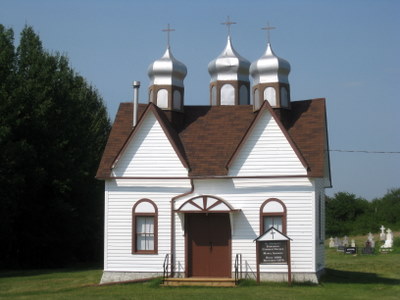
[148,46,187,87]
[250,43,291,85]
[208,36,250,82]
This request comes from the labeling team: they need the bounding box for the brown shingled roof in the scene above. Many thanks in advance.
[285,99,328,178]
[96,99,329,179]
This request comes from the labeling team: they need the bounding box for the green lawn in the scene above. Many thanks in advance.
[1,249,399,300]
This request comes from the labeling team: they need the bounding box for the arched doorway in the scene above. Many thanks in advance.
[177,196,236,278]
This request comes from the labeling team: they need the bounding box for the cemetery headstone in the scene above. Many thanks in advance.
[351,239,356,247]
[329,237,335,248]
[367,232,375,248]
[337,237,345,252]
[380,228,393,252]
[380,225,386,241]
[345,246,357,254]
[343,236,349,247]
[362,240,374,254]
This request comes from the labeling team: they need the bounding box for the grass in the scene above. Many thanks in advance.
[0,246,399,299]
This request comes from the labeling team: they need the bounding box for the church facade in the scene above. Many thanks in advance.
[96,28,331,284]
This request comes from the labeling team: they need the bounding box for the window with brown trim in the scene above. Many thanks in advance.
[132,199,158,254]
[260,198,287,235]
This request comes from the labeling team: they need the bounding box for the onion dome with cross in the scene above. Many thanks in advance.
[208,16,251,106]
[250,23,291,110]
[147,24,187,112]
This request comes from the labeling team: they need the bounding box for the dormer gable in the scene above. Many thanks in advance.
[227,101,309,177]
[111,103,189,177]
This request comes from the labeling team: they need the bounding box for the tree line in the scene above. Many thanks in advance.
[0,25,111,268]
[326,188,400,237]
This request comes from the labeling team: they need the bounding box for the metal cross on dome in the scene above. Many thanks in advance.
[262,22,276,44]
[162,23,175,47]
[221,16,237,37]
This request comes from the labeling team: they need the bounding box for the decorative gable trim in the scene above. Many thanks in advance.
[226,100,309,174]
[176,195,239,213]
[111,103,190,173]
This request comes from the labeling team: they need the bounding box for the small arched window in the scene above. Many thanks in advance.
[156,89,168,108]
[221,84,235,105]
[239,85,249,105]
[132,199,158,254]
[254,88,261,110]
[260,198,287,234]
[173,90,182,110]
[264,87,277,107]
[211,86,217,105]
[281,87,289,107]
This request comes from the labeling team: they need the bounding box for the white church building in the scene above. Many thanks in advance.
[96,24,331,284]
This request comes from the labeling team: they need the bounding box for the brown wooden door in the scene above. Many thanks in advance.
[187,213,231,277]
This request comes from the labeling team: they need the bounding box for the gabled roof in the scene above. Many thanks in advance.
[111,103,189,172]
[96,99,329,179]
[96,103,189,179]
[226,100,309,173]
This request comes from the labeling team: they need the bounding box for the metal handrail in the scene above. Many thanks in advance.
[162,253,170,283]
[234,253,242,285]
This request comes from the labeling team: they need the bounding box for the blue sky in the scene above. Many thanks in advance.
[1,0,399,200]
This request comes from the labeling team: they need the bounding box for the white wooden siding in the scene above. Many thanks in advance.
[112,112,188,177]
[104,179,191,272]
[173,178,317,274]
[104,177,320,275]
[228,110,307,177]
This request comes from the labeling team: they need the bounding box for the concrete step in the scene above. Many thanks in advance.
[163,277,236,287]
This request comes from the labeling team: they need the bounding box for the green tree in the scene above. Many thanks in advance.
[326,189,400,237]
[0,24,19,267]
[325,192,369,236]
[0,25,110,268]
[372,188,400,230]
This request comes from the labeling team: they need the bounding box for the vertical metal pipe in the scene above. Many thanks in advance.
[132,81,140,127]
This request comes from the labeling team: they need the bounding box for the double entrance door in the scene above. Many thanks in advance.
[186,213,231,278]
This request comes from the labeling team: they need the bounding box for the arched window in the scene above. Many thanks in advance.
[239,85,249,105]
[156,89,168,108]
[211,86,217,105]
[254,88,261,110]
[149,90,154,103]
[260,198,287,234]
[221,84,235,105]
[173,90,182,110]
[132,199,158,254]
[264,87,277,107]
[281,87,289,107]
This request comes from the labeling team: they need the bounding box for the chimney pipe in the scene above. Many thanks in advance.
[132,81,140,127]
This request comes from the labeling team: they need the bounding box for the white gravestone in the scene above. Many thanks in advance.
[380,225,386,241]
[329,237,335,248]
[381,228,393,249]
[367,232,375,248]
[343,236,349,247]
[334,237,339,247]
[351,239,356,247]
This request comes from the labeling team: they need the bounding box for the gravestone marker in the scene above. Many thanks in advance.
[362,240,374,254]
[380,228,393,252]
[367,232,375,247]
[380,225,386,241]
[343,236,349,247]
[334,237,339,247]
[345,247,357,254]
[329,237,335,248]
